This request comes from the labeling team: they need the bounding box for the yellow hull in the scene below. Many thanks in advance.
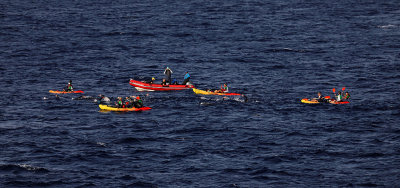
[192,88,241,96]
[98,104,151,111]
[301,98,320,104]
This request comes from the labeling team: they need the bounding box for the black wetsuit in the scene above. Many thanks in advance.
[164,69,172,84]
[317,95,325,102]
[134,100,143,108]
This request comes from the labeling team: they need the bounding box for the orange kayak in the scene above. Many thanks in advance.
[301,98,349,104]
[49,90,84,94]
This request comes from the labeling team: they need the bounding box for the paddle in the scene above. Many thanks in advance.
[332,88,336,93]
[342,87,346,91]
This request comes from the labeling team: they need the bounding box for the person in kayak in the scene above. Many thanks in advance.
[336,91,343,102]
[133,96,143,108]
[213,84,228,93]
[311,92,325,102]
[116,97,123,108]
[164,67,173,84]
[124,97,133,108]
[182,72,190,85]
[221,83,229,93]
[344,92,350,100]
[64,80,73,92]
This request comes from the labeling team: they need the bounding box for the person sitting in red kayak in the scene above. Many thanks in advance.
[344,92,350,100]
[214,83,229,93]
[64,80,73,92]
[221,83,229,93]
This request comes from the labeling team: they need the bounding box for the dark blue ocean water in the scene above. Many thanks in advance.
[1,0,400,187]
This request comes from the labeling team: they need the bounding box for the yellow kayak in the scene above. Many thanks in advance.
[193,88,241,96]
[301,98,321,104]
[98,104,151,111]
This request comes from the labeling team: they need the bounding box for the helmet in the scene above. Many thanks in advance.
[152,77,155,80]
[136,96,140,100]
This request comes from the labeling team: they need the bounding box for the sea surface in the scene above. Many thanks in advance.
[1,0,400,187]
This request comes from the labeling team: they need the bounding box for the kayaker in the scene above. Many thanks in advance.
[164,67,173,84]
[133,96,143,108]
[336,91,343,102]
[221,83,229,93]
[161,78,168,86]
[64,80,73,92]
[124,97,133,108]
[344,92,350,100]
[182,72,190,85]
[312,92,325,102]
[116,97,123,108]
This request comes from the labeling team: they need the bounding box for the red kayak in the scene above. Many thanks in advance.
[129,79,195,91]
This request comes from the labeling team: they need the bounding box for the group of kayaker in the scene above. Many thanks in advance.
[206,83,229,93]
[311,90,350,103]
[60,80,146,109]
[148,67,191,86]
[115,96,143,108]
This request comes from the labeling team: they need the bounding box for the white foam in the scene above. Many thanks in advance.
[378,24,396,29]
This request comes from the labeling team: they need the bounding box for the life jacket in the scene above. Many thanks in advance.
[337,94,342,101]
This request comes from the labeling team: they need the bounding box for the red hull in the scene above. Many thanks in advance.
[129,79,195,91]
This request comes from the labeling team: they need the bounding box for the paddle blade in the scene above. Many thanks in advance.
[342,87,346,91]
[324,96,331,99]
[332,88,336,93]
